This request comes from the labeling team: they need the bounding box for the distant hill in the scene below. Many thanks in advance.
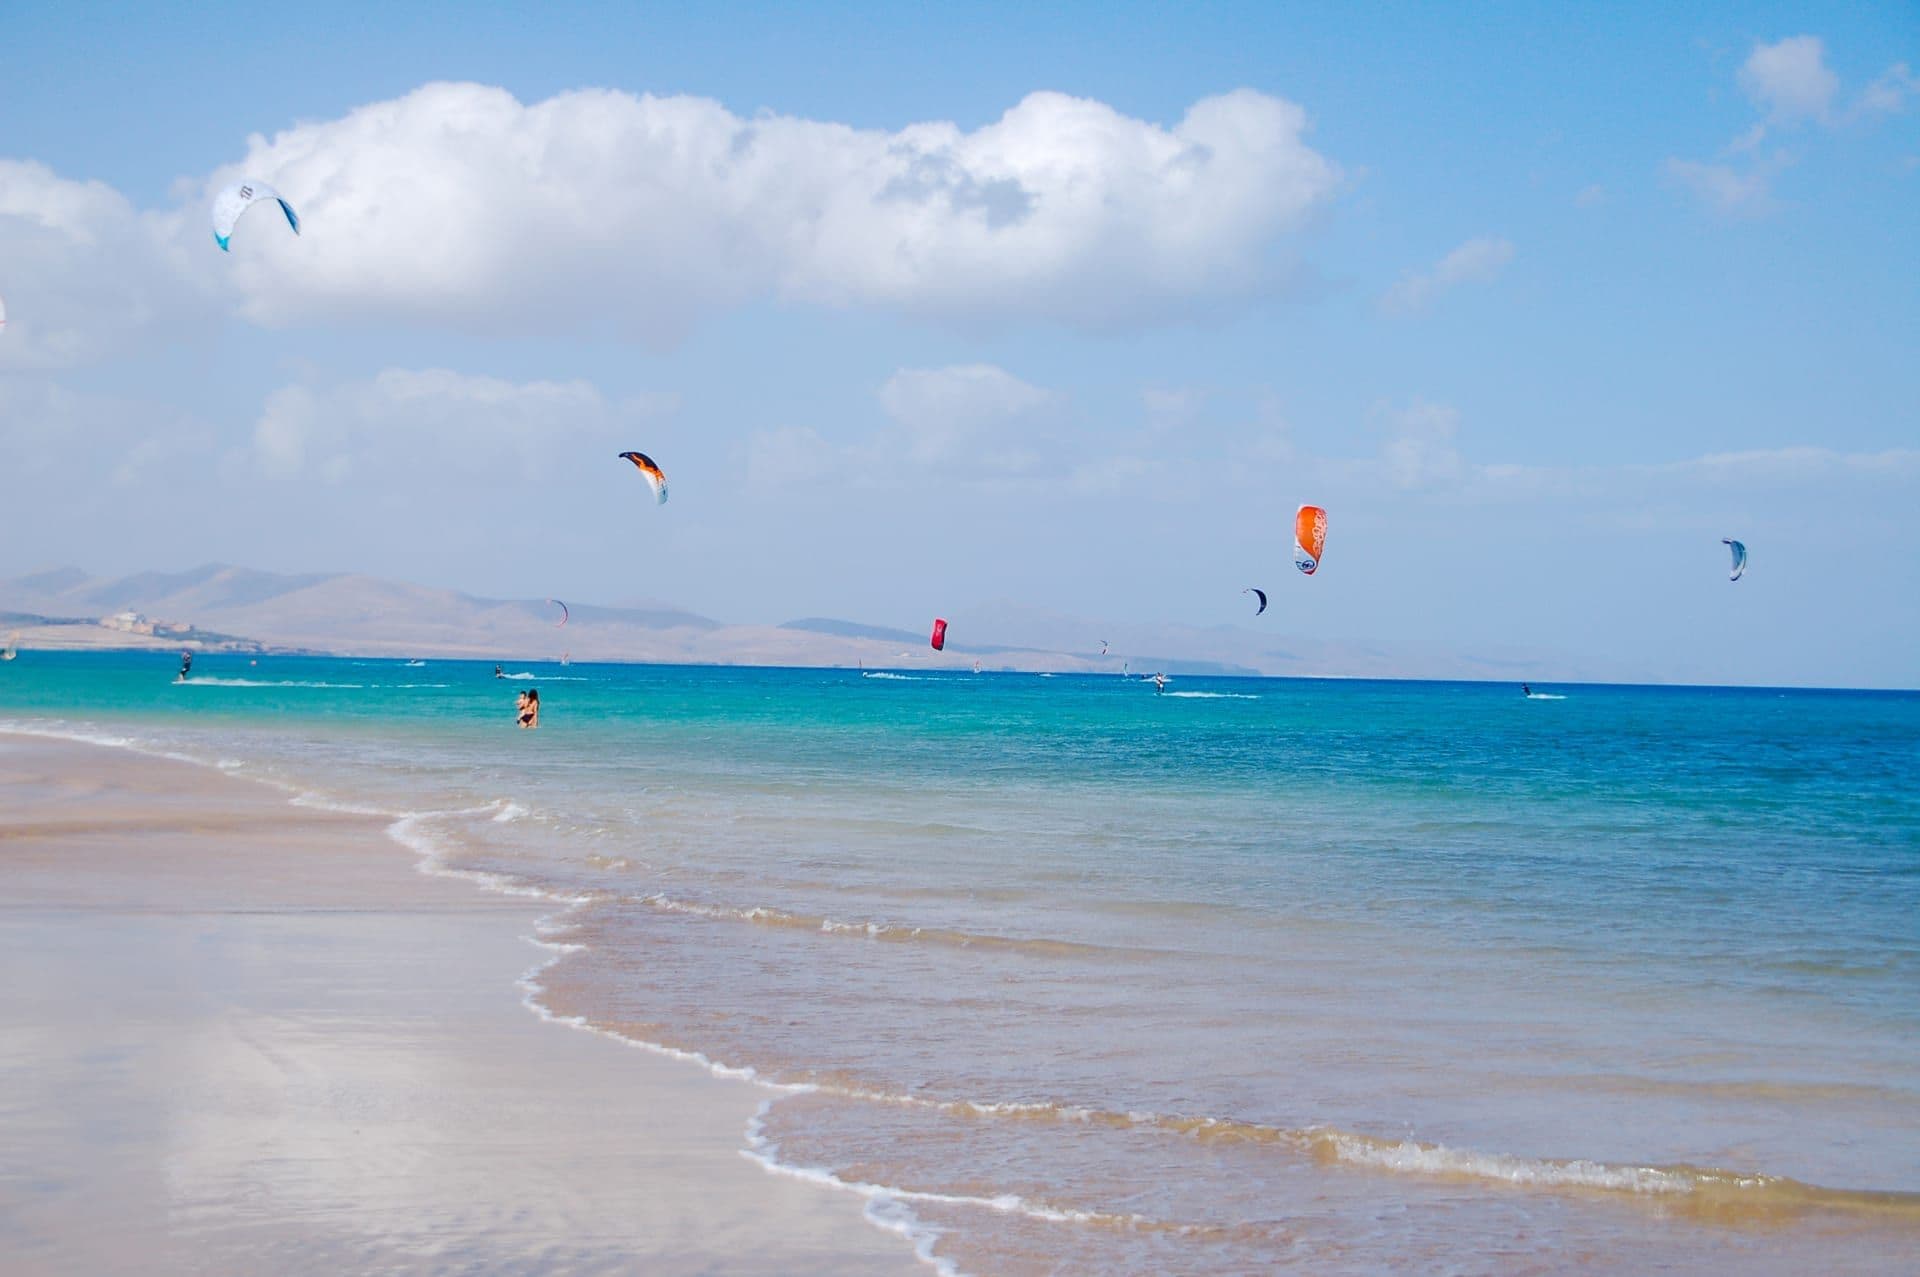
[781,617,928,645]
[0,563,1607,680]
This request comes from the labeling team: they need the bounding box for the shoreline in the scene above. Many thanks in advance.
[0,730,923,1275]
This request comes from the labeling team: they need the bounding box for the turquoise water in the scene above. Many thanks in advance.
[6,652,1919,1272]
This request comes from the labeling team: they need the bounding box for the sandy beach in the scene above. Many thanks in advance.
[0,732,921,1276]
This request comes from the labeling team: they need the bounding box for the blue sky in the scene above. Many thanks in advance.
[3,2,1916,684]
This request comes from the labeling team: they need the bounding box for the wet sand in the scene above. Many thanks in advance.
[0,733,921,1275]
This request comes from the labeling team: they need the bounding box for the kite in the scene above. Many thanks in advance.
[1293,505,1327,576]
[211,181,300,251]
[618,451,669,504]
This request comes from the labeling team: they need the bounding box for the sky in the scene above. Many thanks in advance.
[2,1,1916,686]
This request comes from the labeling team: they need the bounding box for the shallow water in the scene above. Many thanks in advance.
[6,652,1918,1272]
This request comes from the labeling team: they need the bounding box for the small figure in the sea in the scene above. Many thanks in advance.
[175,651,193,683]
[517,688,540,729]
[1153,672,1167,694]
[1522,683,1532,698]
[494,664,504,679]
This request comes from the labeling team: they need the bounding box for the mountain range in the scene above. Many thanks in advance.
[0,563,1616,681]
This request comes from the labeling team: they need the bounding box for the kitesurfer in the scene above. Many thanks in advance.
[494,664,504,679]
[1522,683,1531,698]
[175,651,193,683]
[1153,672,1168,694]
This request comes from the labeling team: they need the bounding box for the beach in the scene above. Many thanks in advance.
[0,732,921,1275]
[3,654,1918,1273]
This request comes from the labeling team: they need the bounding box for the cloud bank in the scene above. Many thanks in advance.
[0,161,208,368]
[198,82,1340,339]
[241,368,641,482]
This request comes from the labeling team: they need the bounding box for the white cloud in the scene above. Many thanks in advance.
[1739,35,1839,124]
[1858,63,1918,117]
[242,368,641,481]
[1142,386,1207,432]
[743,364,1061,491]
[875,364,1059,471]
[1376,399,1465,489]
[742,424,838,492]
[191,81,1340,339]
[0,161,209,368]
[1673,38,1912,213]
[1664,157,1777,213]
[0,374,213,496]
[1646,445,1920,484]
[1381,236,1514,315]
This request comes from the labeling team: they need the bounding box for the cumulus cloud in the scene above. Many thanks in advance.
[1859,63,1918,118]
[1739,35,1840,124]
[1380,236,1514,315]
[241,368,645,482]
[0,161,209,368]
[1673,36,1915,213]
[189,82,1339,340]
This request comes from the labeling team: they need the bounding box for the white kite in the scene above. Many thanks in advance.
[211,180,300,252]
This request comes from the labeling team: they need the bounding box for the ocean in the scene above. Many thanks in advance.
[5,651,1917,1273]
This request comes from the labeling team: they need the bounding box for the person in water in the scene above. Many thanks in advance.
[494,664,504,679]
[1522,683,1532,697]
[517,688,540,729]
[1152,672,1168,693]
[176,651,193,682]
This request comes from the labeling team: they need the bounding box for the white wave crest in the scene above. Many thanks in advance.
[176,677,368,689]
[1316,1132,1691,1195]
[1162,691,1259,699]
